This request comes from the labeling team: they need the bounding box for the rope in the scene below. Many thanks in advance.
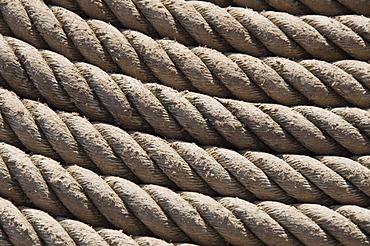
[1,117,370,207]
[0,197,194,246]
[192,0,370,16]
[1,80,370,157]
[1,1,370,61]
[1,53,370,155]
[0,154,369,245]
[2,35,370,108]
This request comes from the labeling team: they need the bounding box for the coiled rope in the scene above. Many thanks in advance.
[2,51,370,155]
[0,102,370,205]
[1,78,369,156]
[0,197,194,246]
[0,151,369,245]
[192,0,370,15]
[1,0,370,61]
[2,35,370,108]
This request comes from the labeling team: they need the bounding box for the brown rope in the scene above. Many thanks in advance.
[1,116,370,207]
[1,1,370,61]
[193,0,370,15]
[0,156,369,245]
[0,197,194,246]
[1,76,370,156]
[3,35,370,108]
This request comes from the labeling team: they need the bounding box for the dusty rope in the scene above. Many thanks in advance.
[1,1,370,61]
[0,155,369,245]
[1,121,370,207]
[0,197,194,246]
[1,79,370,156]
[192,0,370,15]
[3,49,370,155]
[2,35,370,108]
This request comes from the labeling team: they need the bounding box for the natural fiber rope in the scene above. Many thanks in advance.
[0,197,195,246]
[192,0,370,15]
[2,35,370,108]
[1,43,370,154]
[1,1,370,61]
[0,75,370,155]
[1,106,370,206]
[0,151,369,245]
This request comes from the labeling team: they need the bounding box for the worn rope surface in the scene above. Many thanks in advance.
[194,0,370,15]
[2,136,370,206]
[2,35,370,108]
[0,197,195,246]
[1,80,369,156]
[0,151,369,245]
[3,50,370,155]
[1,0,370,61]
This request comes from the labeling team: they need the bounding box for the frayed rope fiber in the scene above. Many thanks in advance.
[191,0,370,15]
[1,124,370,206]
[0,144,369,245]
[1,35,370,108]
[0,0,369,245]
[1,0,370,62]
[0,78,369,155]
[0,197,195,246]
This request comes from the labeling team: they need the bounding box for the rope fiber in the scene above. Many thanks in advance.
[0,105,370,206]
[1,51,370,155]
[191,0,370,15]
[1,0,370,62]
[0,197,195,246]
[0,147,369,245]
[1,35,370,108]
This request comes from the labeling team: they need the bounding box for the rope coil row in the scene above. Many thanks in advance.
[0,97,369,206]
[0,146,369,245]
[0,197,195,246]
[1,0,370,61]
[193,0,370,15]
[2,35,370,108]
[1,50,370,155]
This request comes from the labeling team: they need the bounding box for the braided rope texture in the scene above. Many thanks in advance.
[1,0,370,62]
[194,0,370,15]
[2,34,370,108]
[1,42,370,155]
[1,118,370,206]
[0,144,369,245]
[0,197,196,246]
[0,0,369,244]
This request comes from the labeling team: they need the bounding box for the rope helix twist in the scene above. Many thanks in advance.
[0,197,196,246]
[191,0,370,15]
[0,146,369,245]
[0,68,370,156]
[1,0,370,61]
[1,39,370,155]
[2,35,370,108]
[0,96,370,206]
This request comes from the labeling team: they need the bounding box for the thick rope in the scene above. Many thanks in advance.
[0,155,369,245]
[1,1,370,61]
[1,41,369,155]
[2,35,370,108]
[0,197,194,246]
[1,116,370,207]
[192,0,370,15]
[1,78,370,156]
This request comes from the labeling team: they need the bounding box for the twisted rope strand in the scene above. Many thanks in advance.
[193,0,370,15]
[2,33,370,108]
[0,157,369,245]
[1,119,370,209]
[1,71,370,156]
[0,197,193,246]
[1,1,370,61]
